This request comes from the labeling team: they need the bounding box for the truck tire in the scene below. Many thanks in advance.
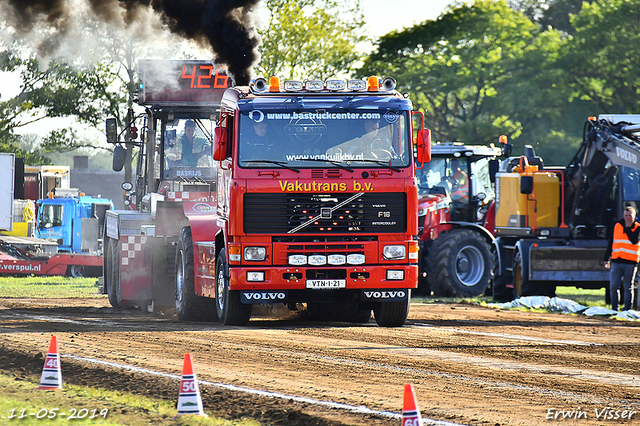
[106,237,121,308]
[428,229,493,297]
[175,228,217,321]
[215,249,252,325]
[514,251,556,298]
[492,273,514,302]
[373,298,409,327]
[69,265,85,278]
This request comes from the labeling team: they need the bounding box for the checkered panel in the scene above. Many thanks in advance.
[121,235,148,266]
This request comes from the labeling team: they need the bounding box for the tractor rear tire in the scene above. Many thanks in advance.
[428,229,493,297]
[106,237,121,308]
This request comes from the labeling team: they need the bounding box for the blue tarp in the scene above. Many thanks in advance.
[487,296,640,321]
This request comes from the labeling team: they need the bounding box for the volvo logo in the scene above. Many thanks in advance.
[242,292,286,301]
[320,207,332,219]
[616,146,638,164]
[362,290,407,300]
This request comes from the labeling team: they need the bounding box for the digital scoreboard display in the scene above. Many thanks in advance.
[138,59,232,105]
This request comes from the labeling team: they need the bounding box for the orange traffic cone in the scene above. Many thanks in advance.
[175,353,207,417]
[36,335,62,390]
[401,383,423,426]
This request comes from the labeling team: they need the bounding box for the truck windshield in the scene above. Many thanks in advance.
[416,157,469,199]
[237,109,411,169]
[39,204,63,229]
[162,118,215,180]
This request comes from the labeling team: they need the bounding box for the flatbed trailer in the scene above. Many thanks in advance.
[0,235,102,276]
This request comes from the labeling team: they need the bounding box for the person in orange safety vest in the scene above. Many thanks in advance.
[605,206,640,311]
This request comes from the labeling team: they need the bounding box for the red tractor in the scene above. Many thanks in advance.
[416,140,510,297]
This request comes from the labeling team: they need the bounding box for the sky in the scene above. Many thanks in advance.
[3,0,454,138]
[361,0,453,38]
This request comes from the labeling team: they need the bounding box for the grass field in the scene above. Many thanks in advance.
[0,373,259,425]
[0,276,104,299]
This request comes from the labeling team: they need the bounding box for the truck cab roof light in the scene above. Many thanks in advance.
[305,80,324,91]
[347,79,367,91]
[283,80,303,91]
[367,76,380,92]
[269,76,281,92]
[326,79,346,91]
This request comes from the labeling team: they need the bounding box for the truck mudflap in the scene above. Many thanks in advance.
[239,288,410,304]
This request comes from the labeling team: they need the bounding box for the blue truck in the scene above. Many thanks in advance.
[36,188,113,277]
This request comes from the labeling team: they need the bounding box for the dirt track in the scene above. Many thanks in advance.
[0,297,639,425]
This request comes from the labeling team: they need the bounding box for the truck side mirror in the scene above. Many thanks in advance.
[106,117,118,144]
[520,175,533,194]
[213,127,228,161]
[416,129,431,164]
[113,145,126,172]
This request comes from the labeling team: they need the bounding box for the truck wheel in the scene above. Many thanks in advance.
[175,228,217,321]
[106,237,121,308]
[515,251,556,298]
[215,249,252,325]
[373,299,409,327]
[492,273,514,302]
[69,265,85,278]
[428,230,492,297]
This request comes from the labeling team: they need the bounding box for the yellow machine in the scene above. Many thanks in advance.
[493,116,640,304]
[495,161,561,234]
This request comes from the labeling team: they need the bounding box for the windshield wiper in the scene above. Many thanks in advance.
[242,160,300,173]
[356,159,402,172]
[297,158,354,172]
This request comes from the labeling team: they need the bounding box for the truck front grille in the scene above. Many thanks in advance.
[244,192,406,234]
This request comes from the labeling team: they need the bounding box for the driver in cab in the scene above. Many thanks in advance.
[359,119,396,159]
[178,119,210,166]
[249,120,274,158]
[450,159,469,201]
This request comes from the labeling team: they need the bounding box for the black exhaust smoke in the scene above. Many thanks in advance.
[2,0,261,85]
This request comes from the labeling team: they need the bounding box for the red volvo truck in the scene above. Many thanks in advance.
[103,59,430,326]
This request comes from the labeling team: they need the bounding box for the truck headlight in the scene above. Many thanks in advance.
[383,245,406,260]
[244,247,266,261]
[288,254,307,265]
[386,270,405,280]
[308,255,327,266]
[247,271,265,282]
[347,254,365,265]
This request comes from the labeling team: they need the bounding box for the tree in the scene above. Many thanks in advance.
[360,0,557,147]
[556,0,640,114]
[256,0,366,80]
[0,48,119,165]
[508,0,589,34]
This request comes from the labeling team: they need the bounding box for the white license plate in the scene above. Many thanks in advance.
[306,279,346,289]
